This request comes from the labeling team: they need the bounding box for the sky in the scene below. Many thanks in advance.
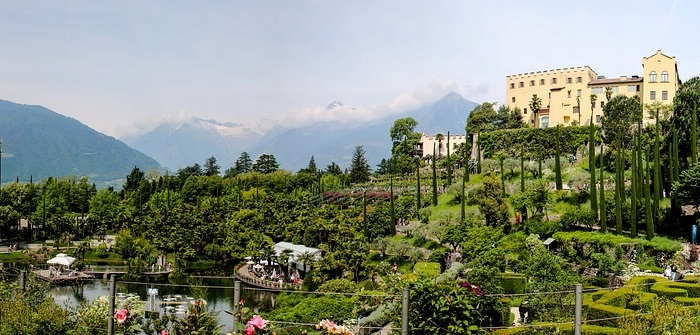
[0,0,696,137]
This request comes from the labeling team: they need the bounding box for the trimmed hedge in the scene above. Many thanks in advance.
[627,275,667,292]
[478,126,597,159]
[590,289,608,302]
[650,282,688,299]
[586,302,634,327]
[492,324,617,335]
[500,273,527,294]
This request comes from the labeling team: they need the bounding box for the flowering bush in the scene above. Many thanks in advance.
[316,319,353,335]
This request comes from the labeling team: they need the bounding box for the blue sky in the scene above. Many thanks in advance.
[0,0,694,136]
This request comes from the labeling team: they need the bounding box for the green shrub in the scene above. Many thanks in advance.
[590,289,608,302]
[318,278,357,293]
[95,244,109,259]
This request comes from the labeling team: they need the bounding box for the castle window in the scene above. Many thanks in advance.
[650,91,656,100]
[596,115,601,123]
[600,101,604,108]
[524,108,527,114]
[510,83,515,89]
[628,85,636,92]
[530,80,535,86]
[540,79,545,85]
[567,77,572,84]
[611,86,619,93]
[662,71,669,82]
[577,89,582,97]
[519,81,524,88]
[577,76,582,83]
[551,78,557,84]
[649,71,657,82]
[512,97,516,103]
[662,90,668,100]
[568,91,572,98]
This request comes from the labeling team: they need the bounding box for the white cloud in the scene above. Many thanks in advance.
[258,80,466,131]
[113,109,194,138]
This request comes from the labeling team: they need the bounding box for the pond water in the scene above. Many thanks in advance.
[50,277,278,332]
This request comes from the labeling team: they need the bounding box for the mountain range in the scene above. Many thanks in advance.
[0,100,159,185]
[0,92,478,185]
[124,92,478,171]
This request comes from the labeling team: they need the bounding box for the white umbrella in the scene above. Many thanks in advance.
[47,253,76,267]
[244,256,253,260]
[246,261,255,265]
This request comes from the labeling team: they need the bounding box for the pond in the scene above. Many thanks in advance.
[50,277,279,332]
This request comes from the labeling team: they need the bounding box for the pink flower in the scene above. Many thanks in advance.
[247,314,269,330]
[245,325,255,335]
[115,309,128,324]
[161,330,169,335]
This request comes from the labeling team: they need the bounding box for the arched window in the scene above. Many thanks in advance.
[541,116,550,128]
[649,71,657,82]
[661,71,669,82]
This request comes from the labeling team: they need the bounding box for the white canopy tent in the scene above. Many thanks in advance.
[273,242,322,272]
[47,253,76,268]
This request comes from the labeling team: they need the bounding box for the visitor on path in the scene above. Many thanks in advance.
[671,264,678,281]
[664,265,672,280]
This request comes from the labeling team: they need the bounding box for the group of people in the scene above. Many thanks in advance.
[249,265,300,286]
[664,264,684,281]
[396,218,408,226]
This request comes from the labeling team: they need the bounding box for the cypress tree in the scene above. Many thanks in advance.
[432,144,438,206]
[390,170,395,235]
[476,140,482,174]
[520,145,527,220]
[538,146,543,179]
[446,131,452,186]
[693,102,698,165]
[555,125,563,190]
[589,114,598,218]
[630,134,638,237]
[653,109,662,222]
[363,190,368,239]
[500,156,506,197]
[416,159,421,213]
[461,163,466,223]
[615,144,623,235]
[671,125,680,216]
[644,147,655,240]
[599,146,606,233]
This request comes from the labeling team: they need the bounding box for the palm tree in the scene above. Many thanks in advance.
[605,86,613,102]
[529,94,542,128]
[576,95,582,125]
[435,133,444,158]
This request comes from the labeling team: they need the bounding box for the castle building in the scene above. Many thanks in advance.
[415,133,468,158]
[505,50,680,128]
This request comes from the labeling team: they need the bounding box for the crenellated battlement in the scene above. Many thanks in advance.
[506,66,595,80]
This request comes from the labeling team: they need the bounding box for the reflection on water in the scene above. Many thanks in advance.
[51,277,278,332]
